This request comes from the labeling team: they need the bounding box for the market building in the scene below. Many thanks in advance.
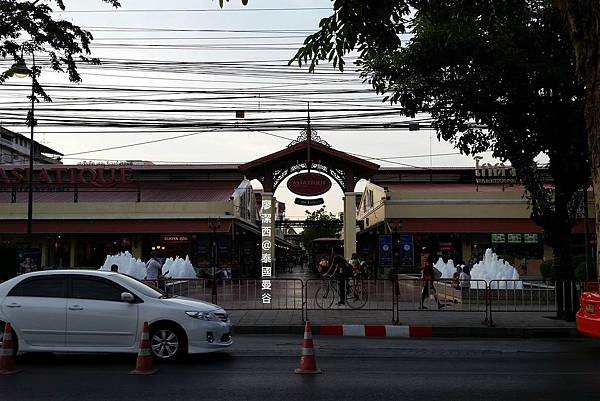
[356,165,595,277]
[0,137,595,280]
[0,163,299,278]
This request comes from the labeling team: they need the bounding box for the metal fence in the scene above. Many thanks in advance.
[305,278,396,322]
[144,277,587,325]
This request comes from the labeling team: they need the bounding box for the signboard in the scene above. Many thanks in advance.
[399,234,414,268]
[260,199,273,304]
[287,173,332,197]
[378,235,393,267]
[523,233,539,244]
[294,197,324,206]
[160,235,191,243]
[507,233,522,243]
[475,159,517,184]
[439,242,453,251]
[491,234,506,243]
[0,166,132,188]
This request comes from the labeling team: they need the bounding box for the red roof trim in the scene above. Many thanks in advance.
[0,219,234,234]
[382,218,594,234]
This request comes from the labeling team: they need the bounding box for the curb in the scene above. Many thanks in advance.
[233,325,579,338]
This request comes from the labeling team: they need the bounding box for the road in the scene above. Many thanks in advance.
[2,335,600,401]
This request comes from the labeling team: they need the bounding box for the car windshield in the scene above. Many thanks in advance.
[116,274,168,299]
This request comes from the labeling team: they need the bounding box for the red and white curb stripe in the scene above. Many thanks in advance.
[318,324,432,337]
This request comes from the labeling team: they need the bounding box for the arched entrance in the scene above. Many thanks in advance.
[239,121,379,275]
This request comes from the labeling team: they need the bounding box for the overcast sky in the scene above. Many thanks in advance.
[0,0,522,216]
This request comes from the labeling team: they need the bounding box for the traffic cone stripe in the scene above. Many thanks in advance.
[3,332,11,341]
[301,348,314,356]
[138,348,151,357]
[304,331,312,340]
[0,348,11,356]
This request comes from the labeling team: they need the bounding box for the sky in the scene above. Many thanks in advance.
[0,0,523,217]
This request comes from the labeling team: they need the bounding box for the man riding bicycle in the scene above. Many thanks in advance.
[322,254,351,305]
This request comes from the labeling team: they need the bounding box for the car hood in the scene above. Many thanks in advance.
[159,296,222,312]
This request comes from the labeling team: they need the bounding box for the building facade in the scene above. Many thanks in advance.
[357,167,595,278]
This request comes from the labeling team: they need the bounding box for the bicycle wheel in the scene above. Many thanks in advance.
[315,282,335,309]
[346,281,368,309]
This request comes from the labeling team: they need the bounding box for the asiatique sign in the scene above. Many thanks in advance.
[0,166,133,188]
[287,172,332,197]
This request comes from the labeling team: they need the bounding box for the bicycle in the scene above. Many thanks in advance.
[315,276,368,309]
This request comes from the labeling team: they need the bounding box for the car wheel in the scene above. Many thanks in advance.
[149,325,186,361]
[0,321,18,356]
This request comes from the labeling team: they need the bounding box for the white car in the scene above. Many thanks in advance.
[0,270,232,361]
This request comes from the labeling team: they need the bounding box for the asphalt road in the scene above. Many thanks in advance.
[2,336,600,401]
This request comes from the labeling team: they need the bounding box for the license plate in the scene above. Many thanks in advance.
[586,304,595,314]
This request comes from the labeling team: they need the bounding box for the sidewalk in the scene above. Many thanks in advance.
[229,270,577,338]
[229,309,578,338]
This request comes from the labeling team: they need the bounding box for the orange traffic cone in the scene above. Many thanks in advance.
[295,321,321,374]
[129,322,157,375]
[0,322,21,375]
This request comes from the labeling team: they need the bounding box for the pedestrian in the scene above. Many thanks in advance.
[110,263,119,273]
[288,258,294,273]
[452,264,463,289]
[459,265,471,290]
[420,255,443,309]
[145,250,162,282]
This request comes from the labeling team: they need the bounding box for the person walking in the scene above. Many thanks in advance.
[420,256,443,309]
[459,265,471,290]
[145,251,162,282]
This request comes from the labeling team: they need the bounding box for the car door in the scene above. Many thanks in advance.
[66,275,139,348]
[1,275,68,347]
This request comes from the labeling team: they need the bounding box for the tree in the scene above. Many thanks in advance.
[290,0,589,318]
[553,1,600,283]
[301,207,340,251]
[0,0,121,101]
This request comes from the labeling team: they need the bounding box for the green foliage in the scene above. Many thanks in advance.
[0,0,121,101]
[540,260,555,281]
[301,207,339,250]
[290,0,590,274]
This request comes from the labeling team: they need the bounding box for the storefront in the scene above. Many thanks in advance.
[0,164,268,277]
[357,167,595,277]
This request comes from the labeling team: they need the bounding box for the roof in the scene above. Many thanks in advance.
[0,181,239,203]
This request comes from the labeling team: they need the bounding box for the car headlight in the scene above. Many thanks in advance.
[185,311,218,321]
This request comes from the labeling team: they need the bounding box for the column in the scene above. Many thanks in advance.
[41,240,48,268]
[343,192,357,260]
[131,235,143,259]
[69,236,76,268]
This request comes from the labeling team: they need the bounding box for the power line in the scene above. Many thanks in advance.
[60,7,332,13]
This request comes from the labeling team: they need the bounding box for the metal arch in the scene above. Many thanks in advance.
[272,162,346,191]
[287,128,331,148]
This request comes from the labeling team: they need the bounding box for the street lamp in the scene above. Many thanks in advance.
[12,54,36,247]
[208,217,221,303]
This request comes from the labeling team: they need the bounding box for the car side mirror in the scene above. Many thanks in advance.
[121,292,135,303]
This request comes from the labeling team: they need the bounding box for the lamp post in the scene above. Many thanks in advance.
[208,217,221,303]
[12,54,36,247]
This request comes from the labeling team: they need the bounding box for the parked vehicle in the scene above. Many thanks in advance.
[576,292,600,338]
[0,270,232,361]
